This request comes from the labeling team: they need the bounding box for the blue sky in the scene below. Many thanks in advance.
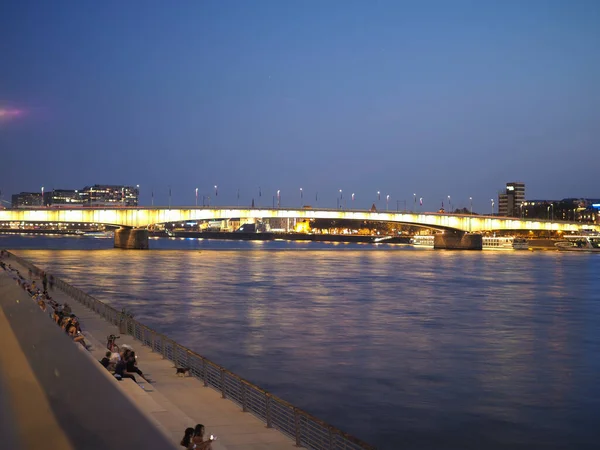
[1,0,598,211]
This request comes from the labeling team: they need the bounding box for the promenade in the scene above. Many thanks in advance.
[0,254,301,450]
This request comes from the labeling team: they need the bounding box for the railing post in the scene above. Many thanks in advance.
[202,359,208,387]
[221,369,226,399]
[241,382,247,412]
[294,408,301,447]
[161,335,166,359]
[266,394,272,428]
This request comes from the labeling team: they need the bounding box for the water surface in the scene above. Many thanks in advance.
[4,235,600,449]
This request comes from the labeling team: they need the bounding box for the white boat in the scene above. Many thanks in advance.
[555,235,600,252]
[411,235,529,250]
[75,230,114,238]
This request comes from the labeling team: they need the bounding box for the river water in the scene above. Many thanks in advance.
[3,234,600,449]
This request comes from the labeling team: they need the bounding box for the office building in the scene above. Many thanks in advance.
[80,185,139,206]
[498,182,525,217]
[11,192,43,208]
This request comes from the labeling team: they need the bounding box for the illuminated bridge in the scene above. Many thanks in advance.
[0,207,596,250]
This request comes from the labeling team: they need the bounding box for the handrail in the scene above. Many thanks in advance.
[4,251,376,450]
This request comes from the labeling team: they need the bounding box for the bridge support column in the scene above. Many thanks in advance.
[434,232,482,250]
[114,228,149,250]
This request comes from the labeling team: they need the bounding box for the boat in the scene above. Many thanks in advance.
[512,238,529,250]
[411,235,529,250]
[75,230,114,238]
[555,235,600,252]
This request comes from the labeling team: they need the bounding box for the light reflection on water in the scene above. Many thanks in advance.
[5,236,600,449]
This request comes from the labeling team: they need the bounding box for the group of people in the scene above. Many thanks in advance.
[180,424,215,450]
[0,253,90,349]
[100,346,150,384]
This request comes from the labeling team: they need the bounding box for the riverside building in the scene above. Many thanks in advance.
[498,182,525,217]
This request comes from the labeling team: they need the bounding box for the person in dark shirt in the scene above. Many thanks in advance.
[126,351,150,383]
[115,358,137,382]
[100,351,112,368]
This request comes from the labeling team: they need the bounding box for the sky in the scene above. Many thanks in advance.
[1,0,599,212]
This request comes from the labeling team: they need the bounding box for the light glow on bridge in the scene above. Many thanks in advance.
[0,207,596,233]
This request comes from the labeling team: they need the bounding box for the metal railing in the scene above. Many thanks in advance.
[4,251,375,450]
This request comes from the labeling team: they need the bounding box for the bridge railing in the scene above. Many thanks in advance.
[5,252,375,450]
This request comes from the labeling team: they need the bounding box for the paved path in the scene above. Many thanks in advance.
[0,265,176,450]
[3,254,298,450]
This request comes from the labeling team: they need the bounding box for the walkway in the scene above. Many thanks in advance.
[2,255,298,450]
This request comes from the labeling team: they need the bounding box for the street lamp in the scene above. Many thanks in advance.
[195,187,198,206]
[469,197,473,215]
[490,198,494,216]
[352,193,355,208]
[41,186,44,207]
[448,195,452,214]
[386,194,390,211]
[300,187,303,207]
[277,189,280,208]
[214,185,218,205]
[413,193,416,212]
[339,189,343,209]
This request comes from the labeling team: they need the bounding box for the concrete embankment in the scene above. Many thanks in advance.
[0,267,177,450]
[1,254,307,450]
[167,230,411,244]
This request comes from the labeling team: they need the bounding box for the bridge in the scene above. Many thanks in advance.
[1,207,596,250]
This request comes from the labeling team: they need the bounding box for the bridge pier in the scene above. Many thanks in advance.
[114,228,149,250]
[434,232,482,250]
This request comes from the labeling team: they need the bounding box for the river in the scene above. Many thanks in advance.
[3,234,600,449]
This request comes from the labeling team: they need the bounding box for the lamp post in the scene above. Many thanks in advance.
[41,186,44,207]
[448,195,452,214]
[277,190,280,208]
[413,193,416,212]
[168,186,172,209]
[490,198,494,216]
[352,193,355,208]
[195,188,198,206]
[377,191,380,207]
[136,184,140,206]
[339,189,343,209]
[469,197,473,215]
[386,194,390,211]
[300,188,303,207]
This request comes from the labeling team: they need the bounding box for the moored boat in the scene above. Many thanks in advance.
[555,235,600,252]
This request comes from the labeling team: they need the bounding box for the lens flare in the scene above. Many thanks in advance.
[0,108,24,119]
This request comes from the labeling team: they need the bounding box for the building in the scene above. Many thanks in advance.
[521,198,600,223]
[498,182,525,217]
[80,185,139,207]
[11,192,43,208]
[43,189,85,206]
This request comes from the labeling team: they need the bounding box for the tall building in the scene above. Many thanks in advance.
[498,182,525,217]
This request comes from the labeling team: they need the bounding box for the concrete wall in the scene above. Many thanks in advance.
[114,228,149,250]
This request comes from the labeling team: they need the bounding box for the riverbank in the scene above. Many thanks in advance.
[3,252,374,450]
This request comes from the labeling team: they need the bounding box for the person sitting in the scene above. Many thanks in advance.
[62,303,72,315]
[191,424,213,450]
[100,351,112,369]
[114,357,137,383]
[180,428,195,449]
[66,322,87,347]
[126,351,150,383]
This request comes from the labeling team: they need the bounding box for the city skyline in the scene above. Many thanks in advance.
[1,1,599,211]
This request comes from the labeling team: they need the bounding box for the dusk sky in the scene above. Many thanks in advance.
[1,1,598,212]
